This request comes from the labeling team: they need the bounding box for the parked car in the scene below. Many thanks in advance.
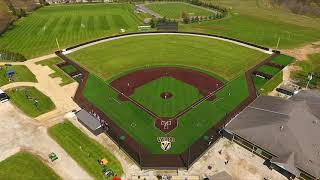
[0,89,9,103]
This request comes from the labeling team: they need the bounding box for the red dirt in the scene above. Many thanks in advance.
[160,92,173,100]
[110,67,224,100]
[155,117,178,133]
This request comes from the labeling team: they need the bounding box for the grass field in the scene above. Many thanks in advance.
[0,65,37,86]
[131,76,202,117]
[0,151,60,180]
[145,2,215,19]
[49,120,123,180]
[291,53,320,89]
[83,73,248,154]
[180,0,320,48]
[256,65,281,76]
[0,3,142,58]
[259,71,283,95]
[36,57,74,86]
[271,54,295,66]
[60,64,78,74]
[67,34,268,81]
[6,86,55,117]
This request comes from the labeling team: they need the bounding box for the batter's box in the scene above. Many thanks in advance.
[155,118,178,133]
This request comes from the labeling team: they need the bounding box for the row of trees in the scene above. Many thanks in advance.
[6,0,27,18]
[181,11,224,24]
[149,17,178,28]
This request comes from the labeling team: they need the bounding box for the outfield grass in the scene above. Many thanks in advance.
[6,86,55,117]
[256,65,281,76]
[36,57,74,86]
[145,2,215,19]
[83,73,248,154]
[180,0,320,48]
[0,4,142,58]
[49,120,123,180]
[0,151,60,180]
[0,65,37,86]
[131,77,202,117]
[68,35,268,81]
[271,54,295,66]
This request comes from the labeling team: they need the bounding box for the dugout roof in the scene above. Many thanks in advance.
[226,90,320,178]
[76,110,102,131]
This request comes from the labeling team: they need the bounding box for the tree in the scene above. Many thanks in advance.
[181,11,190,24]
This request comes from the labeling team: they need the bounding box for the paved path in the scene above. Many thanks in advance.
[0,53,79,120]
[136,4,162,18]
[63,32,273,55]
[0,102,92,180]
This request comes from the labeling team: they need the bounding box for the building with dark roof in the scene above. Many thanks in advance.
[223,90,320,179]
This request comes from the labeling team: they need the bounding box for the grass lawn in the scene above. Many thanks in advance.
[252,75,268,91]
[68,34,268,81]
[48,120,123,180]
[36,57,74,86]
[0,65,37,86]
[6,86,55,117]
[180,0,320,49]
[83,73,248,154]
[271,54,295,66]
[259,71,283,95]
[256,65,281,76]
[291,53,320,89]
[0,151,60,180]
[145,2,215,19]
[131,76,202,117]
[0,3,142,58]
[60,64,78,74]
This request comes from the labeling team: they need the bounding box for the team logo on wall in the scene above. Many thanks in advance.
[157,137,175,151]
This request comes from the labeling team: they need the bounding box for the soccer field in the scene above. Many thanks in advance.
[0,4,141,58]
[67,34,269,81]
[145,2,215,19]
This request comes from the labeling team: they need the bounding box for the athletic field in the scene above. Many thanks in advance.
[66,34,268,154]
[67,35,268,81]
[0,4,141,58]
[144,2,215,19]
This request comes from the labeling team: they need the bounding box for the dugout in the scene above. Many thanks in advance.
[76,109,103,135]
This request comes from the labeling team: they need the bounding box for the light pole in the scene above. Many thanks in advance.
[306,73,313,89]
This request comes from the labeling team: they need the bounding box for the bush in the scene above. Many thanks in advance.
[0,50,27,62]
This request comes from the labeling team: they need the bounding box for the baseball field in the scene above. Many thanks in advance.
[66,34,268,154]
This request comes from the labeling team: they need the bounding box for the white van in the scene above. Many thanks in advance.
[0,89,9,103]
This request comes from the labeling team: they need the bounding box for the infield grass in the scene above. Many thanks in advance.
[83,73,248,154]
[6,86,55,117]
[0,65,37,86]
[68,34,268,81]
[0,4,141,58]
[145,2,215,19]
[49,120,123,180]
[131,76,202,117]
[0,151,60,180]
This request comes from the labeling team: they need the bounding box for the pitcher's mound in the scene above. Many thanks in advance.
[160,92,173,100]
